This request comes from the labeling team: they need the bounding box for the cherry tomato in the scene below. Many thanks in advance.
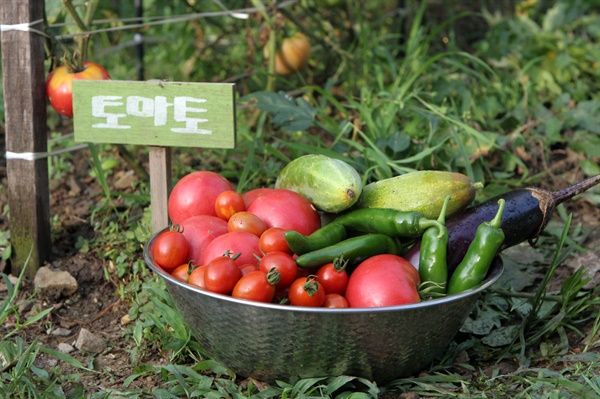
[170,261,196,283]
[258,251,298,288]
[46,61,111,118]
[323,293,349,308]
[188,265,208,289]
[259,227,292,255]
[227,212,267,236]
[168,171,235,224]
[288,276,325,307]
[345,254,420,308]
[315,259,349,295]
[239,263,259,276]
[215,190,246,221]
[204,255,242,294]
[152,227,189,272]
[232,269,281,303]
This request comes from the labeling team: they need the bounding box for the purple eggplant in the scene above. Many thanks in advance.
[405,174,600,273]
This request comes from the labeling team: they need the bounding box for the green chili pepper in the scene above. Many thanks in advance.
[295,233,402,269]
[285,223,347,256]
[418,195,451,297]
[286,208,443,256]
[447,199,506,295]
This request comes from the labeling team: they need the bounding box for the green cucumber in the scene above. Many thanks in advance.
[354,170,483,219]
[275,154,363,213]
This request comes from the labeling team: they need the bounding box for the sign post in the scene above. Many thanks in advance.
[72,80,236,233]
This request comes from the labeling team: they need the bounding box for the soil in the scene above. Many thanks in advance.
[1,132,599,397]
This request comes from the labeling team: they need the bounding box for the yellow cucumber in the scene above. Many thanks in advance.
[275,154,363,213]
[354,170,483,219]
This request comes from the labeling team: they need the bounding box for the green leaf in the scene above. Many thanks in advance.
[240,91,317,132]
[481,324,520,347]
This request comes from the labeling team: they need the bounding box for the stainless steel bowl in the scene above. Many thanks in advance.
[144,231,503,384]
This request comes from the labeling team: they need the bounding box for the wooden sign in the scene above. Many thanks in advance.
[72,80,237,233]
[72,80,236,148]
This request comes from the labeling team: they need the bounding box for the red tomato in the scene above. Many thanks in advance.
[204,255,241,294]
[242,188,274,208]
[202,231,261,268]
[315,260,349,295]
[46,62,111,118]
[168,171,235,224]
[215,190,246,221]
[180,215,228,263]
[247,189,321,236]
[170,261,196,283]
[232,269,280,303]
[258,251,298,288]
[152,228,189,272]
[345,254,421,308]
[259,227,293,254]
[323,293,349,308]
[239,263,259,276]
[227,212,267,236]
[288,276,326,307]
[188,265,208,289]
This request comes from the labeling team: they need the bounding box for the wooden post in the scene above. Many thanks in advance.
[1,0,51,279]
[149,146,171,233]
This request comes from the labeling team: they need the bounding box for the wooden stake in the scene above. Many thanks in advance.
[1,1,50,278]
[148,146,171,233]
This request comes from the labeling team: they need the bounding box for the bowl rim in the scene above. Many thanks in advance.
[144,228,504,314]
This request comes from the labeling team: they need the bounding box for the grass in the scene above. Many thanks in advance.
[2,0,600,397]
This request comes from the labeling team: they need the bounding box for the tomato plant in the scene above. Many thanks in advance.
[204,255,241,294]
[215,190,246,221]
[46,62,111,118]
[232,269,281,303]
[227,212,267,236]
[152,226,189,272]
[345,254,421,308]
[264,32,311,76]
[202,231,261,267]
[168,171,235,224]
[288,276,325,307]
[180,215,228,263]
[259,227,293,254]
[322,293,349,308]
[315,258,349,295]
[247,189,321,236]
[258,251,298,288]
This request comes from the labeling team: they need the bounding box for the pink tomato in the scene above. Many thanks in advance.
[247,189,320,236]
[168,171,235,224]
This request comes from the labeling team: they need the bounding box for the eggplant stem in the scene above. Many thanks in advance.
[552,174,600,204]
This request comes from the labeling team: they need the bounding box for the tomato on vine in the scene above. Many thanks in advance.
[46,61,111,118]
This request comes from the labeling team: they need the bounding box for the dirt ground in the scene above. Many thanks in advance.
[1,136,599,395]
